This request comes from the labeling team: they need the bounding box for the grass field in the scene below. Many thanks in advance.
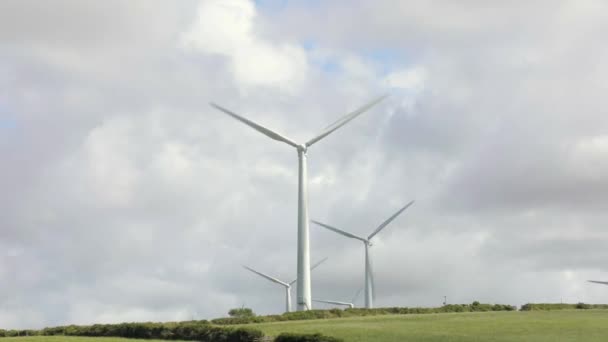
[253,310,608,341]
[2,310,607,342]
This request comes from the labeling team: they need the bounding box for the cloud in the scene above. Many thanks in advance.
[384,66,427,92]
[181,0,309,91]
[2,0,608,329]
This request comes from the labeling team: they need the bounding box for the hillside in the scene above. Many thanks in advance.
[252,310,608,341]
[2,310,607,342]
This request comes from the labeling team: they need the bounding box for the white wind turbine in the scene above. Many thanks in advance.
[312,200,415,309]
[243,257,328,313]
[211,95,387,311]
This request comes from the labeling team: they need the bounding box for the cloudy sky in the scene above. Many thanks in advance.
[2,0,608,329]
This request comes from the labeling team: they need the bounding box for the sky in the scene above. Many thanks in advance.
[1,0,608,329]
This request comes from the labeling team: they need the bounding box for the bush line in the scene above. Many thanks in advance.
[0,321,262,342]
[211,302,517,325]
[520,303,608,311]
[3,302,608,340]
[275,332,344,342]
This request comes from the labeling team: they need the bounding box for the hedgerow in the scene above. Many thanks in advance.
[14,302,608,340]
[520,303,608,311]
[0,321,262,342]
[210,303,517,325]
[0,330,39,337]
[275,332,344,342]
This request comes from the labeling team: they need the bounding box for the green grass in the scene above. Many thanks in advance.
[252,310,608,342]
[3,310,608,341]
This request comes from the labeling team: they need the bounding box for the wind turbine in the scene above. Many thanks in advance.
[243,257,328,313]
[312,200,415,309]
[211,95,387,310]
[588,280,608,286]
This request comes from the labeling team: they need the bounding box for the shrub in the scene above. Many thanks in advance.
[11,321,262,342]
[519,303,608,311]
[229,308,256,318]
[229,327,264,342]
[207,304,521,326]
[576,302,591,309]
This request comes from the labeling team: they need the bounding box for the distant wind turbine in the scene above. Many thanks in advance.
[211,95,387,310]
[312,200,414,309]
[243,257,328,313]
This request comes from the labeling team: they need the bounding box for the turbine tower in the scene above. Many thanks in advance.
[243,257,328,312]
[312,200,414,309]
[588,280,608,286]
[211,96,387,310]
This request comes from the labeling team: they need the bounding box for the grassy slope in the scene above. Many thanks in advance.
[253,310,608,342]
[3,310,607,342]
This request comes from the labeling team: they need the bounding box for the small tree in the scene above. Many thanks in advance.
[228,308,255,318]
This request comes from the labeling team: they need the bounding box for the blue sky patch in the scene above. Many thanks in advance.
[0,117,18,130]
[302,39,316,52]
[361,47,407,75]
[0,105,18,131]
[254,0,322,10]
[253,0,289,11]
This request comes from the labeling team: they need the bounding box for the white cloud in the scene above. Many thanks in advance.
[3,0,608,329]
[153,142,196,186]
[571,135,608,179]
[181,0,309,91]
[81,118,140,208]
[384,66,428,92]
[575,135,608,157]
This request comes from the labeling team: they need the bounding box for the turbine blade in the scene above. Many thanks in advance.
[351,288,363,304]
[313,299,354,307]
[311,220,368,242]
[305,95,388,147]
[288,257,329,286]
[588,280,608,285]
[242,265,289,287]
[368,200,415,240]
[311,257,328,271]
[210,103,299,148]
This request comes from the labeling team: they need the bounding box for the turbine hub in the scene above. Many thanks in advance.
[297,144,308,153]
